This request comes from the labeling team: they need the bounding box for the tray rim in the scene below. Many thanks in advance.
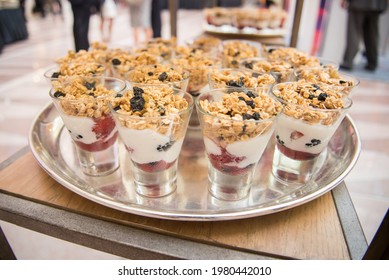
[28,102,361,221]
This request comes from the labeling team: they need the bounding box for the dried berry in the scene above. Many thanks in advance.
[245,100,255,109]
[147,72,154,76]
[133,86,144,96]
[113,105,121,111]
[158,72,168,81]
[84,81,96,90]
[317,93,328,101]
[242,113,252,120]
[112,58,121,65]
[308,94,315,100]
[252,112,261,120]
[246,91,256,98]
[115,93,123,98]
[51,72,60,78]
[305,138,321,147]
[53,91,65,98]
[244,62,253,69]
[130,96,145,112]
[231,60,238,65]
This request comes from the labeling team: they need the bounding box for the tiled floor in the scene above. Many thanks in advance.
[1,2,388,259]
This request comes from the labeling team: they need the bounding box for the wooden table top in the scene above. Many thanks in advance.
[0,149,353,260]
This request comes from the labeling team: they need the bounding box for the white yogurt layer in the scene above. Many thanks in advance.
[118,127,184,164]
[275,114,340,154]
[203,127,274,168]
[60,114,116,144]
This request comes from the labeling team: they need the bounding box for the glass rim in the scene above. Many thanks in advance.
[125,65,191,83]
[195,87,281,124]
[49,76,127,101]
[109,84,194,120]
[271,82,353,112]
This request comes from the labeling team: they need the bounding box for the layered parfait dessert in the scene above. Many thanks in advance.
[196,88,282,199]
[125,64,190,90]
[51,77,123,153]
[271,81,352,178]
[208,68,275,94]
[110,85,193,196]
[50,76,126,176]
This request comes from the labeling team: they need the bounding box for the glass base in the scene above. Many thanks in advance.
[76,142,119,177]
[272,146,326,186]
[133,161,178,198]
[208,164,254,201]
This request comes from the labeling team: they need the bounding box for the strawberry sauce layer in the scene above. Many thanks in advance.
[134,160,176,173]
[276,143,320,161]
[74,115,117,152]
[208,148,252,175]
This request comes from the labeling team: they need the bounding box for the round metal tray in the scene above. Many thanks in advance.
[29,102,361,221]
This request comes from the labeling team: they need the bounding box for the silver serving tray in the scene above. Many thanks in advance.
[29,102,361,221]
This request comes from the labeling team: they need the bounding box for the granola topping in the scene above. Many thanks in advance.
[199,90,282,144]
[272,81,347,125]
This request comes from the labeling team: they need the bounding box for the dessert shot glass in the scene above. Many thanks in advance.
[270,81,353,185]
[49,76,127,176]
[196,88,282,200]
[208,68,275,95]
[110,84,194,198]
[171,54,221,128]
[294,68,360,96]
[125,64,190,91]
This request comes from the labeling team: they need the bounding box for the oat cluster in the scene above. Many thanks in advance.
[209,68,275,90]
[272,81,347,125]
[112,86,190,139]
[126,64,189,88]
[265,47,320,69]
[199,90,282,144]
[52,77,116,118]
[222,41,261,68]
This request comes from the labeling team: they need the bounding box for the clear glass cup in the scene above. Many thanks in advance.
[171,55,221,128]
[125,64,190,91]
[110,84,194,197]
[49,76,127,176]
[196,88,282,200]
[270,82,353,185]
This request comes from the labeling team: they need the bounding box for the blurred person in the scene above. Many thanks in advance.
[151,0,162,38]
[32,0,46,18]
[127,0,152,45]
[68,0,96,51]
[340,0,388,71]
[100,0,118,42]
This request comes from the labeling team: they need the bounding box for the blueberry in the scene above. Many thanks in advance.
[238,96,245,101]
[130,96,145,112]
[233,51,240,57]
[158,72,168,81]
[157,140,175,152]
[252,112,261,120]
[317,93,328,101]
[53,91,65,98]
[311,84,321,91]
[112,58,121,65]
[147,72,154,76]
